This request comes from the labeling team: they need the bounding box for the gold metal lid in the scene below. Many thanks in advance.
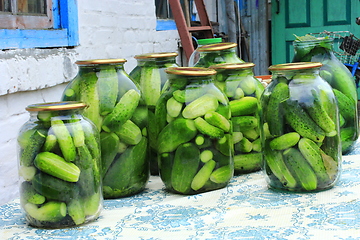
[26,101,87,111]
[210,62,255,70]
[197,42,238,52]
[165,67,216,76]
[134,52,178,59]
[75,59,127,65]
[268,62,322,71]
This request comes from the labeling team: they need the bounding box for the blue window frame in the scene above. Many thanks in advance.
[0,0,79,49]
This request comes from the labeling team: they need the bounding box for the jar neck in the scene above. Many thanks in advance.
[271,68,320,81]
[136,57,177,67]
[218,68,254,77]
[30,108,84,122]
[77,63,125,73]
[168,75,215,89]
[199,48,236,55]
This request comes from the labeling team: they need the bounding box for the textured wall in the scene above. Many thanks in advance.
[0,0,180,205]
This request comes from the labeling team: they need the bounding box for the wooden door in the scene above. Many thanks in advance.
[271,0,360,65]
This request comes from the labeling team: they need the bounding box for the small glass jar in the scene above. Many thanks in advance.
[129,52,179,175]
[292,37,359,154]
[61,59,149,199]
[262,62,341,192]
[156,67,234,195]
[188,38,223,67]
[17,101,102,228]
[193,42,244,68]
[210,63,265,174]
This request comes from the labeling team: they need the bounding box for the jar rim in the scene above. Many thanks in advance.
[165,67,216,76]
[76,58,127,65]
[26,101,87,111]
[293,37,333,44]
[210,62,255,70]
[197,42,237,52]
[134,52,178,59]
[268,62,322,71]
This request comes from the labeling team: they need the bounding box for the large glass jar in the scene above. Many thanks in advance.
[156,67,234,195]
[188,37,223,67]
[292,37,359,154]
[17,102,102,228]
[261,62,341,192]
[61,59,149,199]
[129,52,179,175]
[210,63,265,174]
[193,42,244,68]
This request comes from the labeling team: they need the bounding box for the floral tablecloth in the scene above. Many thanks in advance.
[1,154,360,240]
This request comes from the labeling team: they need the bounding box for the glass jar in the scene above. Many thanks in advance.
[210,63,265,174]
[262,62,341,192]
[188,37,223,67]
[156,67,234,195]
[193,42,244,68]
[17,101,102,228]
[292,37,359,154]
[61,59,149,199]
[129,52,179,175]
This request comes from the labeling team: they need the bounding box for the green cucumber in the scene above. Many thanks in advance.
[34,152,80,182]
[20,181,46,206]
[283,148,318,191]
[19,129,47,167]
[140,67,161,106]
[191,160,216,191]
[171,143,200,194]
[182,94,219,119]
[80,71,102,131]
[102,137,147,198]
[269,132,300,150]
[194,117,224,138]
[229,96,258,116]
[204,111,231,132]
[97,67,119,116]
[67,198,85,225]
[100,132,120,175]
[25,201,67,223]
[209,165,233,184]
[234,153,262,172]
[157,118,197,153]
[32,172,76,201]
[51,117,76,162]
[115,120,142,145]
[102,89,140,132]
[166,97,183,118]
[283,100,325,143]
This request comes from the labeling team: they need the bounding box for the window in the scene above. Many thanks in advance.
[0,0,79,49]
[155,0,177,31]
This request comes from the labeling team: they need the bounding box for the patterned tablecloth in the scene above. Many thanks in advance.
[1,153,360,240]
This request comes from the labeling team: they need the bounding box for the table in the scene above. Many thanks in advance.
[1,154,360,240]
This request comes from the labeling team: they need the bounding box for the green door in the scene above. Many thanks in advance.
[271,0,360,65]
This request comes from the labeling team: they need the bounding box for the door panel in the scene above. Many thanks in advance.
[272,0,360,65]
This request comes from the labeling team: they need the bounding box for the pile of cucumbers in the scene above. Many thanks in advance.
[261,66,341,192]
[62,63,149,198]
[18,103,102,227]
[156,68,234,194]
[292,35,359,153]
[210,63,265,174]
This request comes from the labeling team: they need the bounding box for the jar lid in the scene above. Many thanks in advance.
[75,59,127,65]
[197,42,238,52]
[268,62,322,71]
[165,67,216,76]
[26,101,87,111]
[210,62,255,70]
[134,52,178,59]
[197,38,223,45]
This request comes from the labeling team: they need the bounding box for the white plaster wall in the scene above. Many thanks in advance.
[0,0,180,205]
